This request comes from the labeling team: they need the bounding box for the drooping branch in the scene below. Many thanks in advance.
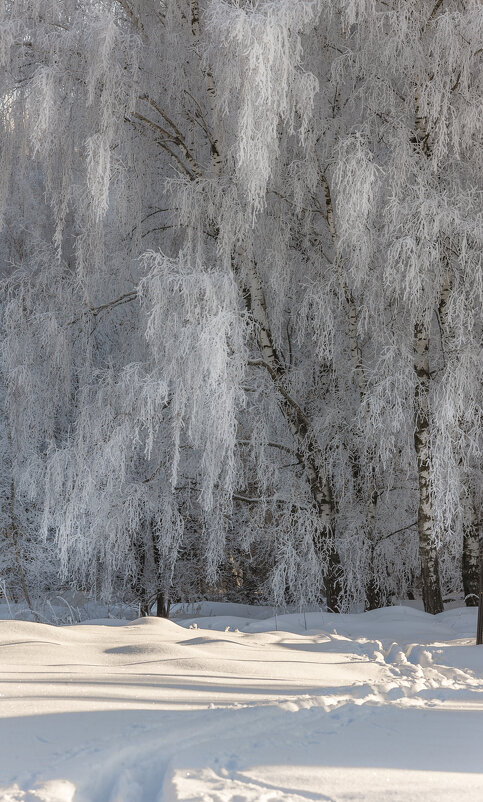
[237,440,296,456]
[316,164,367,399]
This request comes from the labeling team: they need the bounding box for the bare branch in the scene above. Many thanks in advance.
[69,291,137,326]
[134,106,203,178]
[130,113,197,179]
[237,439,295,456]
[375,521,418,548]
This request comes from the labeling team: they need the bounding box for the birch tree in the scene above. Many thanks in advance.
[0,0,480,615]
[312,0,482,613]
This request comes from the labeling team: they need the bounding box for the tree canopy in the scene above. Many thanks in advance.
[0,0,481,616]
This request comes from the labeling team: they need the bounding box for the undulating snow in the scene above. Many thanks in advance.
[0,603,482,801]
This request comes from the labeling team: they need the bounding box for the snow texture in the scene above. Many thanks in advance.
[0,603,482,801]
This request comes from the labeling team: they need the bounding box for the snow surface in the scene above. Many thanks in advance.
[0,603,482,801]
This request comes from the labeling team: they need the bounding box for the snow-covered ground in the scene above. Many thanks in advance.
[0,603,482,801]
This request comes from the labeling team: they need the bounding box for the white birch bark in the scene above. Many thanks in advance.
[413,320,444,614]
[437,268,480,607]
[461,492,480,607]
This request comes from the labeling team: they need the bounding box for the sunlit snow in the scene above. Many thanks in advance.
[0,603,482,801]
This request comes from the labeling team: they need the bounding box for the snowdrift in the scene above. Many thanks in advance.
[0,604,482,801]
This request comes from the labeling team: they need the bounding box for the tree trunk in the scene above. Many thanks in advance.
[413,320,444,615]
[6,426,38,621]
[365,550,383,611]
[437,273,479,608]
[139,598,151,617]
[462,497,479,606]
[325,546,343,613]
[133,535,151,616]
[156,592,170,618]
[476,534,483,645]
[244,257,341,611]
[463,524,479,606]
[364,497,383,610]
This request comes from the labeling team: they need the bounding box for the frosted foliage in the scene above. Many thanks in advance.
[8,2,139,269]
[2,261,75,463]
[139,250,247,510]
[432,347,482,541]
[84,13,138,222]
[270,508,325,607]
[0,17,15,67]
[156,493,185,570]
[0,126,12,229]
[43,366,172,596]
[206,0,320,212]
[333,134,379,278]
[0,0,481,611]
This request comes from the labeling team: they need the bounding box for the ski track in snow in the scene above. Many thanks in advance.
[0,604,482,801]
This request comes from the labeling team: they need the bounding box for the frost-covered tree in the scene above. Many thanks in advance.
[0,0,481,615]
[318,0,483,613]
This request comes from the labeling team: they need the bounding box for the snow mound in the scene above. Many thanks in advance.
[0,605,482,802]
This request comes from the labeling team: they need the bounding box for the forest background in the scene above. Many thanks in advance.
[0,0,481,621]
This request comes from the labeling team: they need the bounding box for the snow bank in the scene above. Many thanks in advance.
[0,605,482,801]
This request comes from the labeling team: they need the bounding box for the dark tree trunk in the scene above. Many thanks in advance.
[365,574,383,611]
[323,172,379,612]
[420,548,443,616]
[463,531,479,607]
[140,599,151,617]
[156,592,171,618]
[133,538,151,616]
[325,546,343,613]
[363,495,383,611]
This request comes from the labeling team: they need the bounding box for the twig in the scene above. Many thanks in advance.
[114,0,146,37]
[237,440,295,456]
[375,521,418,548]
[138,97,203,178]
[247,359,312,429]
[132,112,201,179]
[427,0,444,26]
